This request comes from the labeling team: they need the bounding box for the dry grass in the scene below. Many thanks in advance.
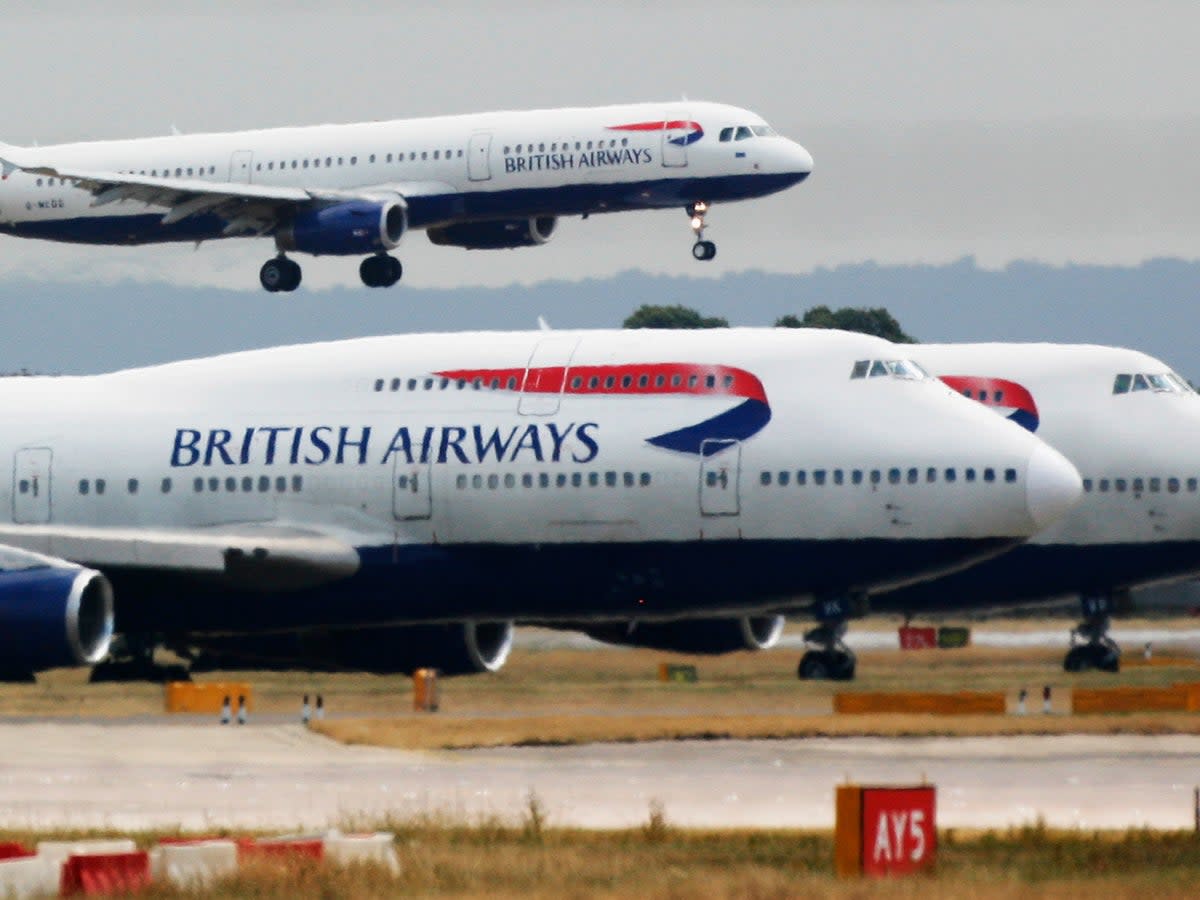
[313,710,1200,750]
[4,821,1200,898]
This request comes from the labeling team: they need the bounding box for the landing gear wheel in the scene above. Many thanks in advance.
[260,257,301,293]
[360,254,402,288]
[798,651,830,680]
[1063,645,1089,673]
[692,240,717,262]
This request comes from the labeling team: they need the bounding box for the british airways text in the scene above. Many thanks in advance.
[170,423,600,468]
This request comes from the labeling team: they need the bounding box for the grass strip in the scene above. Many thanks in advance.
[312,711,1200,751]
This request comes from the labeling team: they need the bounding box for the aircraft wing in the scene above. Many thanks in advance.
[0,522,363,591]
[0,151,459,234]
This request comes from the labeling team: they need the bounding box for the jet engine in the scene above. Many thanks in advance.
[276,199,407,256]
[427,216,557,249]
[190,620,515,676]
[0,557,114,674]
[582,615,785,655]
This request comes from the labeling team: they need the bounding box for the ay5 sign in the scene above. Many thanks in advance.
[835,784,937,877]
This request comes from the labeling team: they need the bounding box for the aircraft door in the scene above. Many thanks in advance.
[13,448,52,524]
[229,150,254,183]
[468,132,493,181]
[392,457,432,521]
[699,440,740,516]
[661,117,690,168]
[518,338,579,416]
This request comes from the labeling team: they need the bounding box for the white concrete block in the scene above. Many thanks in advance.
[323,832,399,872]
[0,856,57,900]
[153,841,238,887]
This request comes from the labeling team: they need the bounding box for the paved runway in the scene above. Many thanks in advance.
[0,724,1196,831]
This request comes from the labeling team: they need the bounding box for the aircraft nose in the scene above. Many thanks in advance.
[1024,443,1083,531]
[791,142,814,177]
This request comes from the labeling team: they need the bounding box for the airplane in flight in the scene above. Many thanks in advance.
[0,102,813,293]
[0,327,1078,682]
[873,342,1200,672]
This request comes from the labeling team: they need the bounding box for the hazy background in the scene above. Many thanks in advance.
[0,2,1195,368]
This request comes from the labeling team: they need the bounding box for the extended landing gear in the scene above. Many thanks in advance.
[89,638,191,684]
[797,595,864,681]
[687,201,717,262]
[360,254,403,288]
[1063,593,1123,673]
[260,255,302,293]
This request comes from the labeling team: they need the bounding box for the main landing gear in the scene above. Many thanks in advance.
[797,594,863,681]
[260,255,302,293]
[1063,593,1123,673]
[360,253,403,289]
[258,253,404,292]
[687,201,716,262]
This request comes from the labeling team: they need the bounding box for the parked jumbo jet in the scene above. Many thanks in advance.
[874,343,1200,673]
[0,102,812,292]
[0,328,1078,682]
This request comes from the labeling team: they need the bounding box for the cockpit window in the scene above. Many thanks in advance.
[851,359,929,381]
[735,126,754,141]
[751,125,777,137]
[1113,372,1194,394]
[719,127,734,142]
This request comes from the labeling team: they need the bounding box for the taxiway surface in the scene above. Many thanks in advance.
[0,724,1194,831]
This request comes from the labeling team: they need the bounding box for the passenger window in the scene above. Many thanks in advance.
[276,476,287,492]
[1082,478,1093,492]
[1099,479,1110,492]
[850,361,870,379]
[760,472,772,486]
[588,472,599,487]
[208,477,219,492]
[624,472,635,487]
[870,470,881,485]
[1169,477,1180,493]
[373,379,384,392]
[79,479,89,495]
[1004,469,1017,483]
[888,468,900,484]
[456,474,467,489]
[408,379,417,391]
[571,376,582,389]
[1190,478,1198,493]
[1133,478,1145,493]
[397,475,409,489]
[1115,478,1127,492]
[588,376,599,389]
[128,478,139,494]
[814,470,827,486]
[226,477,236,492]
[834,469,844,485]
[193,477,204,492]
[638,374,649,388]
[540,473,550,488]
[523,473,534,488]
[161,478,172,493]
[621,375,632,388]
[1150,477,1161,492]
[605,471,617,487]
[390,378,400,391]
[242,476,253,492]
[655,375,665,387]
[571,472,582,487]
[965,468,976,482]
[487,474,498,489]
[944,468,956,483]
[797,471,807,486]
[472,474,482,489]
[258,476,270,492]
[705,374,716,388]
[926,467,937,483]
[778,471,790,486]
[983,468,995,482]
[640,473,651,486]
[907,468,918,484]
[852,470,863,485]
[505,473,516,488]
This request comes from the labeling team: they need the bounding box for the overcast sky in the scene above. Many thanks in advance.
[0,1,1195,290]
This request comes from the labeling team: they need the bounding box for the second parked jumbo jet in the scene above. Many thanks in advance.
[0,102,812,292]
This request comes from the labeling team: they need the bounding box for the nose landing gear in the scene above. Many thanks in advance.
[796,593,866,681]
[688,201,716,262]
[1063,592,1123,672]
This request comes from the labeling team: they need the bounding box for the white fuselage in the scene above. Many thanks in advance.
[0,328,1076,636]
[0,101,812,247]
[888,342,1200,609]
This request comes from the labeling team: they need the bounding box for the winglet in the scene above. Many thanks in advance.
[537,315,552,332]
